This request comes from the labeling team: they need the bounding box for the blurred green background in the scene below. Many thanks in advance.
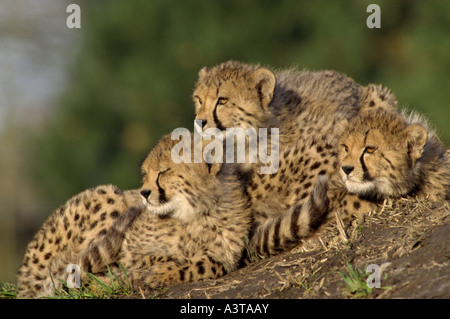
[0,0,449,283]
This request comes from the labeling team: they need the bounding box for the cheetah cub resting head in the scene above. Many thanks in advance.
[339,108,449,201]
[17,134,253,298]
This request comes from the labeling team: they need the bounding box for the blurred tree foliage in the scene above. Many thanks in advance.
[30,0,449,211]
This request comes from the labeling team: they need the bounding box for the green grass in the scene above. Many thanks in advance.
[339,262,373,298]
[50,264,134,299]
[1,264,135,299]
[0,282,17,299]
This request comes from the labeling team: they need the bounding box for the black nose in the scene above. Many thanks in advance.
[199,119,207,127]
[342,165,354,176]
[140,189,151,199]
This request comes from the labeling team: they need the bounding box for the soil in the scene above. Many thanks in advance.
[140,197,449,299]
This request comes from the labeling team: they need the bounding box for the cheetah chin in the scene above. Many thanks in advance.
[343,178,376,195]
[143,197,180,217]
[143,196,197,221]
[343,176,395,198]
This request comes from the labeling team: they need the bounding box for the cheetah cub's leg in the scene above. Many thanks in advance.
[361,84,398,113]
[331,193,379,223]
[39,206,144,294]
[323,175,380,230]
[121,254,227,289]
[77,206,143,274]
[325,191,380,241]
[250,175,329,257]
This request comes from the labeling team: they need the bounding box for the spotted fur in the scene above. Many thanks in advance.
[249,175,329,257]
[17,185,143,298]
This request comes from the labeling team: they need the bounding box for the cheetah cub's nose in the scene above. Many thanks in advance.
[341,165,354,176]
[140,189,151,199]
[197,119,207,128]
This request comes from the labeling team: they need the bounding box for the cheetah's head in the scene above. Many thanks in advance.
[338,109,428,199]
[140,134,225,222]
[193,61,276,131]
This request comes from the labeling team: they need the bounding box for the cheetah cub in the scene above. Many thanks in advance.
[17,134,330,297]
[17,134,251,298]
[338,108,449,201]
[251,108,450,257]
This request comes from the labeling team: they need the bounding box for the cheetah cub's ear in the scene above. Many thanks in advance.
[404,124,427,163]
[250,67,276,110]
[198,66,210,80]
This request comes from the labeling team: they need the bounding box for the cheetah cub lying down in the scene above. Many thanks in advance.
[337,108,449,202]
[242,107,450,257]
[17,134,329,298]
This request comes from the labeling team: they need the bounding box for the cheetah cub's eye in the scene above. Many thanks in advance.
[217,97,229,105]
[194,95,202,105]
[156,168,170,183]
[160,168,171,174]
[365,146,377,154]
[342,144,349,153]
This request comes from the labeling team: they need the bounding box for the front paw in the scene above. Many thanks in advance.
[129,264,183,289]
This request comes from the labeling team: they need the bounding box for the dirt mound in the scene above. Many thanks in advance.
[145,197,449,299]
